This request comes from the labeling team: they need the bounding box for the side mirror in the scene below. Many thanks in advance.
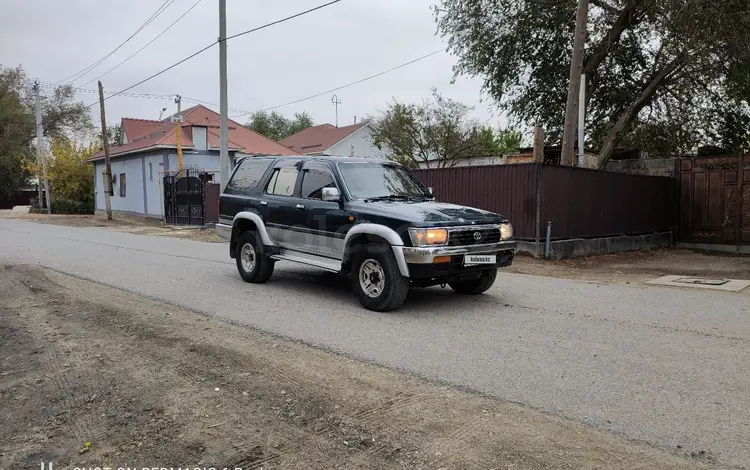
[427,187,434,196]
[322,187,341,202]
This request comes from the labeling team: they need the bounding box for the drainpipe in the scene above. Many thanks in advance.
[545,221,552,259]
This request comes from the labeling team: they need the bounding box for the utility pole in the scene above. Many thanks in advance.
[560,0,588,166]
[34,81,52,214]
[174,95,184,173]
[331,94,341,127]
[578,74,586,167]
[218,0,229,191]
[97,81,113,220]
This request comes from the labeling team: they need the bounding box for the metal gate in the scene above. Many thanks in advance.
[164,168,205,225]
[677,155,750,246]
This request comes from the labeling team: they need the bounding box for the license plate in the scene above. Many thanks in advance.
[464,254,496,266]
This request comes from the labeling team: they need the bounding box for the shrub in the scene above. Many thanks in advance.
[51,198,94,214]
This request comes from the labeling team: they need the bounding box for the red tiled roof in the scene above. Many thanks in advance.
[90,105,297,160]
[121,118,162,143]
[279,123,368,154]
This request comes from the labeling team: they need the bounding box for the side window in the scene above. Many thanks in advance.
[300,165,337,199]
[265,167,299,196]
[119,173,126,197]
[225,158,273,194]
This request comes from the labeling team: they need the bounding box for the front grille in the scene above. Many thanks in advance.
[448,228,501,246]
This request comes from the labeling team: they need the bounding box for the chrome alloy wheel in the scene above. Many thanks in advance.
[359,259,385,298]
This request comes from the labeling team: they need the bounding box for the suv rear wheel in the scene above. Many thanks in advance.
[449,268,497,295]
[235,230,275,283]
[351,243,409,312]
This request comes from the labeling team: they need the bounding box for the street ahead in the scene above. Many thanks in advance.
[1,219,748,469]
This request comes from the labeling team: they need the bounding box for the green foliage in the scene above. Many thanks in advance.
[51,198,94,214]
[0,65,93,200]
[246,111,314,141]
[27,139,95,204]
[0,66,34,201]
[107,124,122,145]
[436,0,750,164]
[372,89,521,168]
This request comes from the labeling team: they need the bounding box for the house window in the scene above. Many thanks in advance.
[148,162,153,181]
[119,173,126,197]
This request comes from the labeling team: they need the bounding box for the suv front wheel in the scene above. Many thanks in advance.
[449,268,497,295]
[235,231,275,283]
[351,243,410,312]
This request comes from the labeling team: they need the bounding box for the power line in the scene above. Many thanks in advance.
[54,0,174,85]
[81,0,205,87]
[85,41,217,108]
[226,0,344,41]
[230,49,445,118]
[85,0,348,109]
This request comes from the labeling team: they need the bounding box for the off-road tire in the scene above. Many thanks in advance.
[235,230,275,283]
[351,243,410,312]
[449,268,497,295]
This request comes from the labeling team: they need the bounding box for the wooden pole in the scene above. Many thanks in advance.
[560,0,588,166]
[97,81,113,220]
[533,126,545,163]
[175,95,184,174]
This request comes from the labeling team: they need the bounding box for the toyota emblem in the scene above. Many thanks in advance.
[473,231,482,241]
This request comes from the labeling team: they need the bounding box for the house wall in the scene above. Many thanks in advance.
[327,127,386,158]
[144,153,165,217]
[93,154,146,214]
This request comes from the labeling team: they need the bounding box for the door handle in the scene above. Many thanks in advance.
[260,200,268,206]
[296,204,305,210]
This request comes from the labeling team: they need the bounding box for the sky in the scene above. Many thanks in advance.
[1,0,508,131]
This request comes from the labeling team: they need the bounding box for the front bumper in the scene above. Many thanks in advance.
[394,240,516,280]
[399,240,516,264]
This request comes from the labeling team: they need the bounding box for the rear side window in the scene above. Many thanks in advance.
[265,167,299,196]
[225,158,273,194]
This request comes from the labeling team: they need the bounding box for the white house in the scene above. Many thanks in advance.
[279,122,386,158]
[88,105,295,218]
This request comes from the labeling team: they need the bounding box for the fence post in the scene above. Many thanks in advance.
[533,127,545,163]
[534,163,542,254]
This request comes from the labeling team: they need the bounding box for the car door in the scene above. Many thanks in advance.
[260,159,306,251]
[298,160,352,259]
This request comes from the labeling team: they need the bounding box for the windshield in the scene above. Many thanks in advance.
[338,162,431,199]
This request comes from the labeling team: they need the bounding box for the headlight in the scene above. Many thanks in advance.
[409,228,448,246]
[500,223,513,240]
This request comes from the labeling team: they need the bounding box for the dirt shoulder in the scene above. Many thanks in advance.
[0,265,705,470]
[0,213,224,243]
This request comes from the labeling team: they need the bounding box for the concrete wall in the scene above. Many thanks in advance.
[327,126,386,158]
[606,157,678,178]
[517,232,673,259]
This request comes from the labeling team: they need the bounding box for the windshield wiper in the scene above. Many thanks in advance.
[364,194,413,203]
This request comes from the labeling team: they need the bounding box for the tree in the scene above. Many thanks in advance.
[27,139,95,203]
[246,110,314,141]
[107,124,122,145]
[0,65,92,200]
[0,67,34,201]
[435,0,750,166]
[372,89,516,168]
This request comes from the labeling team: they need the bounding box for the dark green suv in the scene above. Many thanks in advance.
[217,156,516,311]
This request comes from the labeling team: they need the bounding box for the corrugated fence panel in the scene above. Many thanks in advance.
[539,166,674,240]
[414,164,539,240]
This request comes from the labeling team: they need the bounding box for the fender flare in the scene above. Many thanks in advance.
[343,223,409,277]
[233,211,275,246]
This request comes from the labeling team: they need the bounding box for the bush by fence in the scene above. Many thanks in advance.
[51,199,94,215]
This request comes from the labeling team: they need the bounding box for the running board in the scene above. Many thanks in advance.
[271,249,342,273]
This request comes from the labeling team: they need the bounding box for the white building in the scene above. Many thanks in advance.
[279,123,386,158]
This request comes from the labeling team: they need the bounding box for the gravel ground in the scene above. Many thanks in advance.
[0,265,703,469]
[1,219,748,469]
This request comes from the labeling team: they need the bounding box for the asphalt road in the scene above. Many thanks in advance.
[1,219,748,469]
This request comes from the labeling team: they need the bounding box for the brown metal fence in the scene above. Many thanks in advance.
[414,163,675,241]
